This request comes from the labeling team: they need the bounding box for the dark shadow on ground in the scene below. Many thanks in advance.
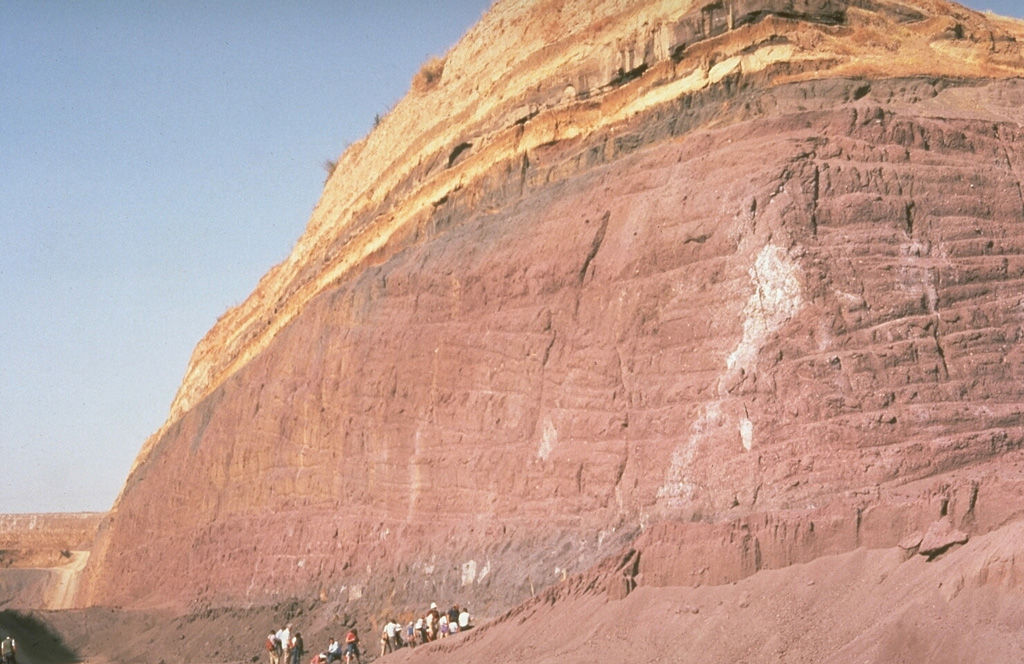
[0,611,79,664]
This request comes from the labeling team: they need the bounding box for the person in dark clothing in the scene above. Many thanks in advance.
[1,635,15,664]
[291,632,304,664]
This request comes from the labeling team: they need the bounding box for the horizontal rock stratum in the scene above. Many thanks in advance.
[77,0,1024,617]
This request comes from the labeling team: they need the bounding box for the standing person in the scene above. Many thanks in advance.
[0,635,15,664]
[429,603,441,639]
[344,628,361,664]
[278,624,292,664]
[414,617,426,645]
[385,619,400,652]
[267,633,281,664]
[425,603,439,641]
[437,613,449,639]
[458,606,471,631]
[291,632,304,664]
[448,606,460,634]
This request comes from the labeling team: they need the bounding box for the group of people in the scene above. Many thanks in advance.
[378,602,472,656]
[265,602,472,664]
[266,624,303,664]
[266,624,362,664]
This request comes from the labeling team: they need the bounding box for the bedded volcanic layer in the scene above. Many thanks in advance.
[71,0,1024,643]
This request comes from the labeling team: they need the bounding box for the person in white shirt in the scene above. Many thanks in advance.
[277,625,292,664]
[385,619,400,651]
[414,617,425,645]
[266,633,281,664]
[326,638,341,663]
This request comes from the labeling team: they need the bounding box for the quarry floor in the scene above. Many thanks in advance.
[5,517,1024,664]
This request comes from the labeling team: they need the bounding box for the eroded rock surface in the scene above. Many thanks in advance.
[919,516,969,557]
[75,0,1024,623]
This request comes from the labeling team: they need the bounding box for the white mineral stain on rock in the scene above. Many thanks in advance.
[461,559,477,586]
[727,244,803,372]
[660,244,802,509]
[539,419,557,460]
[739,415,754,451]
[658,402,724,508]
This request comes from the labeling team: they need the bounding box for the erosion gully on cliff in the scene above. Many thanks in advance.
[9,0,1024,662]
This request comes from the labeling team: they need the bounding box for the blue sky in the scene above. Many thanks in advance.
[1,1,1022,514]
[0,1,492,513]
[972,0,1024,17]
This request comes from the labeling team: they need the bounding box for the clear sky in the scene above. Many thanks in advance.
[973,0,1024,17]
[1,1,1022,515]
[0,1,493,514]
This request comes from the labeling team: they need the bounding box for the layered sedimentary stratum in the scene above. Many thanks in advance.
[78,0,1024,617]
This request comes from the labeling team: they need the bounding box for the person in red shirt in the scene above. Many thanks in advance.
[343,629,361,664]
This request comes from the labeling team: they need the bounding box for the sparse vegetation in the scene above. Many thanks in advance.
[412,55,447,93]
[323,158,338,182]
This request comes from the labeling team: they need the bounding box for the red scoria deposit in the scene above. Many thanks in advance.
[7,0,1024,662]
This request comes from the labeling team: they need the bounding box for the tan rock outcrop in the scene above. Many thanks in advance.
[0,513,102,554]
[0,513,101,610]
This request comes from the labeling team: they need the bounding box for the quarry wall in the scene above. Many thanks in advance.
[77,0,1024,615]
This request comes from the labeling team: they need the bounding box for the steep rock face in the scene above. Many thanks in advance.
[153,0,1024,436]
[80,0,1024,613]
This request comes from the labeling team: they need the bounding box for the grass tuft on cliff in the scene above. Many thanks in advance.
[323,158,338,182]
[412,55,446,93]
